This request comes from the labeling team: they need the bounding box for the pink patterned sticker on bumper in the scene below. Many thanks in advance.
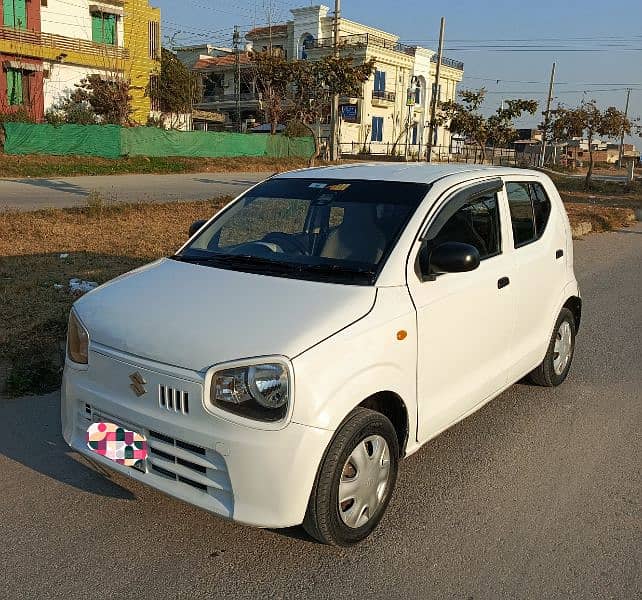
[86,422,148,467]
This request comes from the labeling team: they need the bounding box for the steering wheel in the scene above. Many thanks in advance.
[262,232,309,255]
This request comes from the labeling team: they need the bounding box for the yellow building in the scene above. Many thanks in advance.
[0,0,160,123]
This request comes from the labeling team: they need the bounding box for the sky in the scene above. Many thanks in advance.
[156,0,642,148]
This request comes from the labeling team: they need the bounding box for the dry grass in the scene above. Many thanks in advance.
[0,154,317,178]
[0,198,230,396]
[565,202,636,234]
[0,196,637,396]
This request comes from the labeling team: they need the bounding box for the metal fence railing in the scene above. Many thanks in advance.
[339,143,541,167]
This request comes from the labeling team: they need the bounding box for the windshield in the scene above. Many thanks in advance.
[176,178,430,285]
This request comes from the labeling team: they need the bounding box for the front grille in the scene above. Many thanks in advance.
[159,385,189,414]
[147,430,228,495]
[79,401,233,514]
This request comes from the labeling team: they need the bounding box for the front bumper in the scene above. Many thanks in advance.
[61,347,333,528]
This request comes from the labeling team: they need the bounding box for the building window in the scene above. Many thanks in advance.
[374,70,386,92]
[411,124,418,145]
[371,116,384,142]
[149,21,160,59]
[414,85,421,104]
[149,74,160,111]
[431,83,442,103]
[92,12,117,45]
[3,0,27,29]
[6,68,23,105]
[301,33,314,59]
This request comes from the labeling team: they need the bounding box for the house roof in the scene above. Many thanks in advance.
[245,24,288,39]
[193,53,253,70]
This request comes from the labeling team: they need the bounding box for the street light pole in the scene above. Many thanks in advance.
[329,0,341,161]
[426,17,445,163]
[540,61,556,168]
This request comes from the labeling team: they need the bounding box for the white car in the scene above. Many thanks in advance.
[62,163,581,546]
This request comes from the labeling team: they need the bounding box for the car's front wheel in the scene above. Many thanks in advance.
[528,307,576,387]
[303,407,399,546]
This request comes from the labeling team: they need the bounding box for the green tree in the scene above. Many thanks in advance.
[439,88,538,162]
[551,100,634,189]
[147,48,198,128]
[251,52,295,135]
[290,55,375,165]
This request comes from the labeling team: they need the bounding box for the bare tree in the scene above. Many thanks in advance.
[439,88,538,163]
[551,100,634,189]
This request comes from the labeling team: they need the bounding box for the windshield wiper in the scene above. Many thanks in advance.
[171,253,376,283]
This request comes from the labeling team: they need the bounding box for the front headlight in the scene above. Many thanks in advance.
[210,362,290,422]
[67,309,89,365]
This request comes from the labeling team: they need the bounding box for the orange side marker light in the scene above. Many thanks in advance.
[396,330,407,341]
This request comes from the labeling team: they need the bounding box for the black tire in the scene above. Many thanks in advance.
[528,307,576,387]
[303,407,399,546]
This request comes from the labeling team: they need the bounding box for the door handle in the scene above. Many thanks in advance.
[556,249,564,259]
[497,276,510,289]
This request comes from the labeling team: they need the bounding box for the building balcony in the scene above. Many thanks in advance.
[196,91,262,111]
[430,54,464,71]
[0,25,129,64]
[372,90,395,106]
[311,33,413,55]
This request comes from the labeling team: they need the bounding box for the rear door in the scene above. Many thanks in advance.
[407,180,518,442]
[503,177,567,378]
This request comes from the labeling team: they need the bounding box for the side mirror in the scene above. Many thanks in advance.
[188,219,207,238]
[419,241,480,281]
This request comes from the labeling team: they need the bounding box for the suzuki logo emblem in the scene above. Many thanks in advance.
[129,372,147,397]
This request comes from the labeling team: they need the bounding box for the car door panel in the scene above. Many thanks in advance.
[407,182,517,443]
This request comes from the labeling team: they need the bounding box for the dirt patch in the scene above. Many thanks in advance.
[0,198,230,396]
[565,202,636,234]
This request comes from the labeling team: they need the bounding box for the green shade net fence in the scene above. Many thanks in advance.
[2,123,314,160]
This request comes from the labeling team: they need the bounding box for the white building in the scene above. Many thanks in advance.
[41,0,126,111]
[191,5,464,156]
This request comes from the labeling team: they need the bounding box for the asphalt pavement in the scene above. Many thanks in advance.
[1,168,638,211]
[0,172,267,211]
[0,223,640,599]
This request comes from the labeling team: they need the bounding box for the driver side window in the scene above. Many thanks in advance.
[217,197,308,248]
[432,193,501,260]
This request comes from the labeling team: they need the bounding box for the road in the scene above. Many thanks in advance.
[1,169,639,212]
[1,224,640,599]
[0,172,267,211]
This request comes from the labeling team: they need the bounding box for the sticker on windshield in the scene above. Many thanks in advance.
[309,183,327,188]
[328,183,351,191]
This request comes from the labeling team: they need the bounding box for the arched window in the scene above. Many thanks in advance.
[300,33,314,59]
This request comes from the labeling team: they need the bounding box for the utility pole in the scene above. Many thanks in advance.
[329,0,341,161]
[618,87,631,167]
[426,17,445,163]
[539,61,556,168]
[233,25,241,132]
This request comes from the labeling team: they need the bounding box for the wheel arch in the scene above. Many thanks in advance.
[358,391,410,457]
[563,295,582,333]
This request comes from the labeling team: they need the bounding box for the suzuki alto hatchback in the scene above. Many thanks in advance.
[62,163,581,546]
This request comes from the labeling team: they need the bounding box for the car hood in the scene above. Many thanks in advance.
[74,258,376,372]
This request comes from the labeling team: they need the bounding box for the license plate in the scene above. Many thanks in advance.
[86,422,148,469]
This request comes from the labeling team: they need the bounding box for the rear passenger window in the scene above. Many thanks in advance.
[531,183,552,236]
[506,182,552,248]
[506,183,535,247]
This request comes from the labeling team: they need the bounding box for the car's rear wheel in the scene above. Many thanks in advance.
[303,407,399,546]
[528,307,576,387]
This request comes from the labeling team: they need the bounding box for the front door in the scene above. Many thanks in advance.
[407,182,517,442]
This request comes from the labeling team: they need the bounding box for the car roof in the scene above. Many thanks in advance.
[275,162,540,184]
